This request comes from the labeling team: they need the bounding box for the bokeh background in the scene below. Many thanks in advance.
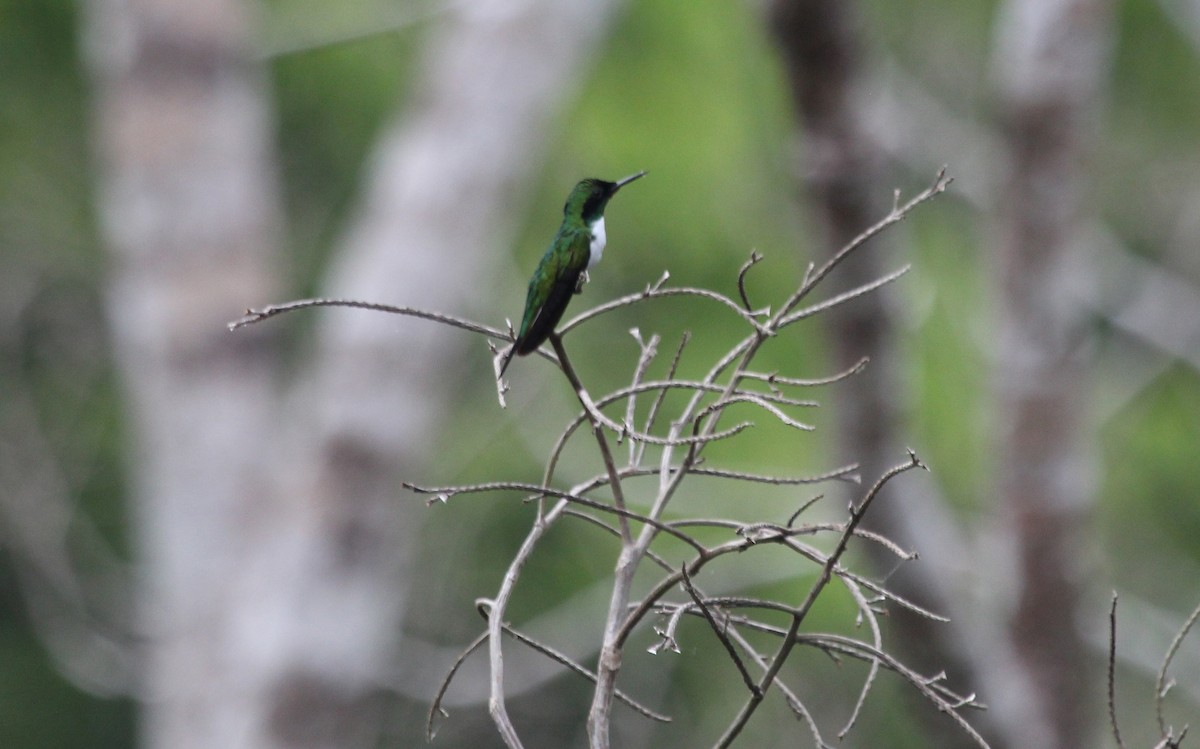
[2,0,1199,747]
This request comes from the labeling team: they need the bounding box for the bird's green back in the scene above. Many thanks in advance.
[515,225,591,351]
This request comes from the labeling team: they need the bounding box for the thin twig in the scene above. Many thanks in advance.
[1156,597,1200,737]
[562,509,678,576]
[404,479,707,553]
[500,621,671,723]
[1109,592,1128,749]
[695,392,815,431]
[574,382,755,447]
[789,494,827,526]
[636,332,690,467]
[426,629,489,740]
[626,330,660,461]
[560,285,772,338]
[606,379,820,410]
[713,450,927,748]
[779,536,947,622]
[799,632,990,747]
[736,250,764,312]
[679,565,761,698]
[541,374,811,497]
[229,296,503,339]
[774,166,952,323]
[741,356,869,389]
[838,577,883,738]
[550,334,632,542]
[690,463,860,486]
[779,264,912,327]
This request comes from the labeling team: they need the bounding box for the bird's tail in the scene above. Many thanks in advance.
[497,344,517,378]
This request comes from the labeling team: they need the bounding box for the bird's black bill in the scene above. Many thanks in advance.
[614,170,647,190]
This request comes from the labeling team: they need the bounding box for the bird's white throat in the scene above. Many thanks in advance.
[588,217,606,269]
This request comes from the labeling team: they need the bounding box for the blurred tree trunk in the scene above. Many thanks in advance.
[767,3,1010,746]
[82,0,626,747]
[989,0,1113,746]
[83,2,291,747]
[769,0,1110,746]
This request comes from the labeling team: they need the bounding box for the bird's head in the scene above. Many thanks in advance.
[563,171,646,224]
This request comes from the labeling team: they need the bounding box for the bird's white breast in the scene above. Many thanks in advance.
[588,217,606,269]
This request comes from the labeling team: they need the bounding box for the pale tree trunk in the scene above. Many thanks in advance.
[81,0,626,747]
[989,0,1113,747]
[83,3,290,747]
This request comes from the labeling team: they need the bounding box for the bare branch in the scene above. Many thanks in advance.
[838,577,884,739]
[737,250,765,312]
[560,284,772,338]
[774,166,952,323]
[626,330,660,464]
[427,629,489,740]
[789,494,828,526]
[229,296,504,339]
[799,632,991,748]
[635,332,690,467]
[384,166,963,747]
[779,537,947,622]
[714,450,927,748]
[402,480,707,554]
[779,264,912,327]
[721,622,831,748]
[1109,592,1128,749]
[549,334,633,543]
[690,463,860,486]
[679,566,761,698]
[695,392,815,431]
[741,356,869,389]
[500,621,671,723]
[563,378,756,448]
[1156,598,1200,738]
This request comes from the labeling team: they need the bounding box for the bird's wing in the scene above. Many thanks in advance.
[514,228,590,355]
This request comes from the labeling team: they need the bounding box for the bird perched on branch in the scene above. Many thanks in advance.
[499,171,646,376]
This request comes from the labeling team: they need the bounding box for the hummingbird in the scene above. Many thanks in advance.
[499,171,646,376]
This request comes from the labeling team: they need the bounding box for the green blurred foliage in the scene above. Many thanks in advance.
[4,0,1200,746]
[0,0,135,746]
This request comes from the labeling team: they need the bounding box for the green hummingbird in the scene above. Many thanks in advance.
[499,171,646,376]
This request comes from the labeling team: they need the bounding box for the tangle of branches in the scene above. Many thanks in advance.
[232,168,993,749]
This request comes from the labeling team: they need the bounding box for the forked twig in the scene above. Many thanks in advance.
[1155,597,1200,742]
[679,565,761,698]
[502,621,671,723]
[713,450,928,748]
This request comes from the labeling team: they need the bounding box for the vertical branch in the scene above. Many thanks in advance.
[549,334,632,544]
[635,331,688,467]
[483,502,566,749]
[1107,593,1127,749]
[625,331,660,466]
